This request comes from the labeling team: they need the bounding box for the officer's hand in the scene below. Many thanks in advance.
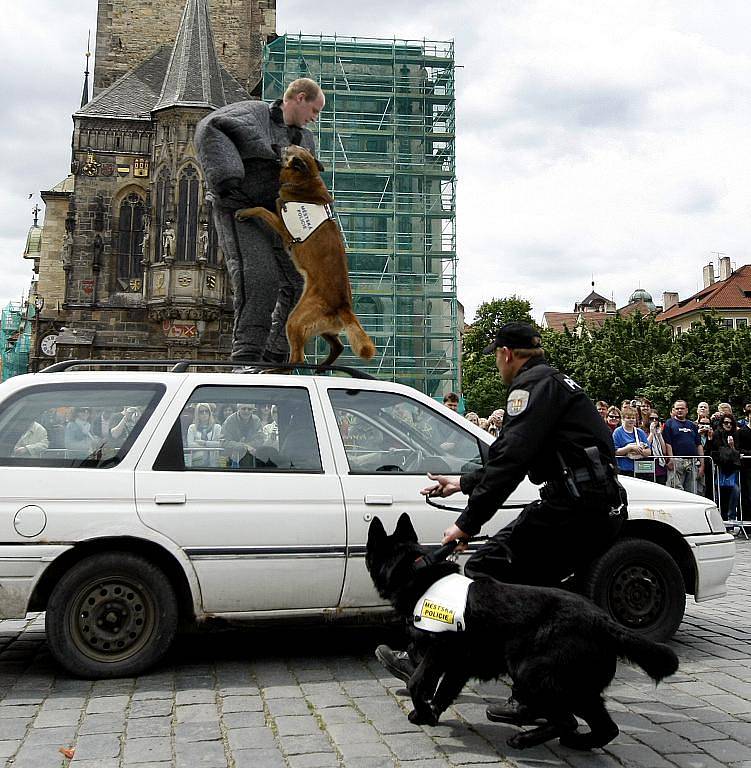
[420,473,461,498]
[441,524,469,551]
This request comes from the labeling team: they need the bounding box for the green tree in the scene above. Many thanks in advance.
[462,296,534,415]
[462,296,751,419]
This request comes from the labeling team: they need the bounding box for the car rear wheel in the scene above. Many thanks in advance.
[46,552,178,678]
[583,538,685,642]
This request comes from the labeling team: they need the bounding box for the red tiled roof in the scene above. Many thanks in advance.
[543,301,655,333]
[542,311,610,332]
[543,312,577,332]
[656,264,751,322]
[619,300,656,317]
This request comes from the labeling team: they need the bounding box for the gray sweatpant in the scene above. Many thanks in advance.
[214,208,304,363]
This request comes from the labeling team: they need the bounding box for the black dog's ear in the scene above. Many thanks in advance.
[291,156,308,173]
[367,517,387,550]
[394,512,418,542]
[315,158,325,173]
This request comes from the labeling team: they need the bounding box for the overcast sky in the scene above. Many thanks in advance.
[2,0,751,322]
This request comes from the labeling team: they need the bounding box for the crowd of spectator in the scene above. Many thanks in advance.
[594,397,751,534]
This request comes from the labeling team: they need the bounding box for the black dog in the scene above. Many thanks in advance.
[366,514,679,750]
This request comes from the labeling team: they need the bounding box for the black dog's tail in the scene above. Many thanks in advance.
[608,623,679,682]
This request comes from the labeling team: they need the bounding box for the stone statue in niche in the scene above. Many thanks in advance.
[162,220,176,263]
[197,222,209,263]
[141,214,151,265]
[92,234,103,273]
[61,231,73,272]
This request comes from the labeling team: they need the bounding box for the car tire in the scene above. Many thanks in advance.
[582,538,685,642]
[46,552,178,679]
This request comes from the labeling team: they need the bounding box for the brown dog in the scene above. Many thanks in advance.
[235,146,376,366]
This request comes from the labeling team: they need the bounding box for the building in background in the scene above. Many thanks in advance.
[657,256,751,333]
[543,284,660,334]
[263,34,459,396]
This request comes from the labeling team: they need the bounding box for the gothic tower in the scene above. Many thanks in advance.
[32,0,271,368]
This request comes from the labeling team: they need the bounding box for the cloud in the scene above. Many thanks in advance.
[2,0,751,328]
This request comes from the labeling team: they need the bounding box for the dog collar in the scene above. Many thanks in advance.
[413,573,472,634]
[280,202,335,243]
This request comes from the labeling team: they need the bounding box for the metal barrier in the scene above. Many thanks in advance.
[628,453,748,538]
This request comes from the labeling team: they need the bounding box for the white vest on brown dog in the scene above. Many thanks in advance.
[280,202,335,242]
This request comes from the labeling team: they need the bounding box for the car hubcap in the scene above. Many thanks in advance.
[609,565,663,628]
[69,577,156,662]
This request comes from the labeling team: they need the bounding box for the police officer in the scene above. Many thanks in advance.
[375,322,626,724]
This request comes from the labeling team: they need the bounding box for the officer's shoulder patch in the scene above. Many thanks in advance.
[506,389,530,416]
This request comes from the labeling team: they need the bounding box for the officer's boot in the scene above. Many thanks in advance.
[375,645,415,683]
[486,697,546,725]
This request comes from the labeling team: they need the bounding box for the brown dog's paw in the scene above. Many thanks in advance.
[234,209,251,222]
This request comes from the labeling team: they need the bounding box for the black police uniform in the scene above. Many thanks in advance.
[457,355,626,586]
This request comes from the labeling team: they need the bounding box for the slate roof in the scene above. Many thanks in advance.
[578,290,611,308]
[75,0,248,121]
[657,264,751,322]
[154,0,227,111]
[75,47,173,120]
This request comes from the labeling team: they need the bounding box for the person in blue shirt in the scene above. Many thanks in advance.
[613,405,650,477]
[663,400,703,494]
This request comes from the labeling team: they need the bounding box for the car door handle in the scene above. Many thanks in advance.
[154,493,186,505]
[365,495,393,505]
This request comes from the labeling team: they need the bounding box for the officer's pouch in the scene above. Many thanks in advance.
[563,446,622,507]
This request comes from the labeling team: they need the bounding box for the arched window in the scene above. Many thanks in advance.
[177,164,200,261]
[116,193,145,283]
[154,168,170,261]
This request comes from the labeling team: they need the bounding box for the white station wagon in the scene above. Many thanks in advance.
[0,362,735,678]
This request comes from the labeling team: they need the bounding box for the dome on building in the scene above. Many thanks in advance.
[22,225,42,259]
[629,287,656,310]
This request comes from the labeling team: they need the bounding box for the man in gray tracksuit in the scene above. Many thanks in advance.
[195,78,325,364]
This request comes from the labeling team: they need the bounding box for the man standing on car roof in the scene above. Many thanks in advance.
[195,78,325,366]
[376,322,627,725]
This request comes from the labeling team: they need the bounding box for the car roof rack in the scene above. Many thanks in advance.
[40,359,376,379]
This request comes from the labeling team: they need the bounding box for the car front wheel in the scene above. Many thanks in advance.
[583,538,685,642]
[46,552,178,678]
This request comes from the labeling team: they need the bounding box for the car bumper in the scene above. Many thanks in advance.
[687,533,735,602]
[0,545,71,618]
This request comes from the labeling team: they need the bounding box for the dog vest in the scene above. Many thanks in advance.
[280,202,335,243]
[413,573,472,633]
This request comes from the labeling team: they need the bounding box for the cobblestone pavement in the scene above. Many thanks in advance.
[1,542,750,768]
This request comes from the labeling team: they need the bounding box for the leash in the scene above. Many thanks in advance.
[423,495,527,513]
[416,492,529,567]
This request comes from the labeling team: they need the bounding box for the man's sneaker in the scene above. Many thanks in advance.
[486,697,546,725]
[375,645,415,683]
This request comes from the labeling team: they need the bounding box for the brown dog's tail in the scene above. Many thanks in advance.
[340,308,376,361]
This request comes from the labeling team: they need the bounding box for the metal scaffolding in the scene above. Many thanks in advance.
[1,301,31,380]
[263,34,458,397]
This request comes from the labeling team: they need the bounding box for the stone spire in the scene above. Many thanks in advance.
[81,30,91,108]
[153,0,227,112]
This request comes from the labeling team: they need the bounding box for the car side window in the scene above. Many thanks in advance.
[328,389,483,475]
[155,385,322,473]
[0,384,163,468]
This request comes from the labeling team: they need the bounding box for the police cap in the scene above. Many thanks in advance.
[482,322,542,354]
